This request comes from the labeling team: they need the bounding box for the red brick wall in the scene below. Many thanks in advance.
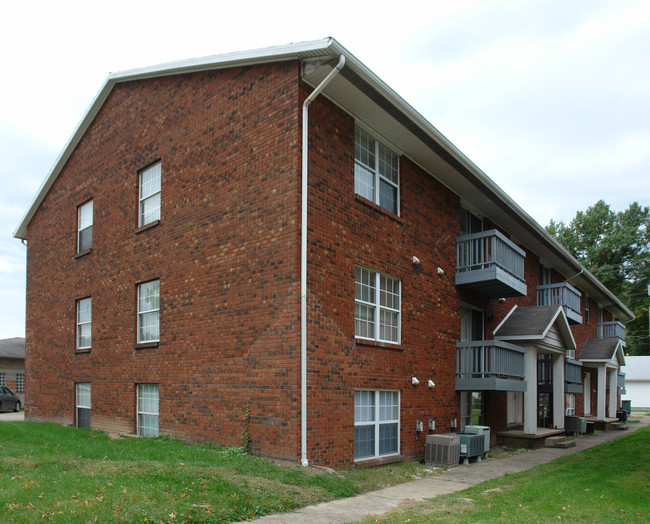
[25,61,304,459]
[303,94,465,467]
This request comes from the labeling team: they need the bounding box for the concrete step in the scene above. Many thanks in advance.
[544,436,577,448]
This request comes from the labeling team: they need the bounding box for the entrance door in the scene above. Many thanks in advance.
[538,392,552,428]
[537,354,552,427]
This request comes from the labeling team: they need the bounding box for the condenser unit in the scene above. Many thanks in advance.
[453,433,485,464]
[464,425,491,456]
[424,434,460,467]
[565,416,587,434]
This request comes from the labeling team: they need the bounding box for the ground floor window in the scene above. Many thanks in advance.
[565,393,575,416]
[76,383,91,428]
[507,391,523,424]
[16,373,24,393]
[354,389,399,460]
[0,373,4,386]
[137,384,159,437]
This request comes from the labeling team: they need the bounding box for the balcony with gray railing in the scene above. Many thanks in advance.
[565,358,583,393]
[536,282,582,324]
[455,340,527,392]
[597,321,626,347]
[456,229,527,298]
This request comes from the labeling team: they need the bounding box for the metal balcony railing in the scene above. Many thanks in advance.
[536,282,582,324]
[456,230,527,297]
[456,340,526,380]
[597,321,626,341]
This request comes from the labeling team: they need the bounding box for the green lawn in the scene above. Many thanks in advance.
[0,422,438,523]
[359,425,650,523]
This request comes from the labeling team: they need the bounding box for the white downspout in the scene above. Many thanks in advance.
[301,55,345,467]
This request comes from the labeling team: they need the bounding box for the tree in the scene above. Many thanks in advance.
[547,201,650,355]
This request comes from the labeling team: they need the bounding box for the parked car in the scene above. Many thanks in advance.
[0,386,21,412]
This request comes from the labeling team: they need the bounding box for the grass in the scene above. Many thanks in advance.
[358,425,650,523]
[0,422,440,523]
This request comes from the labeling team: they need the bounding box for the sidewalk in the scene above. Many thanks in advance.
[248,413,650,524]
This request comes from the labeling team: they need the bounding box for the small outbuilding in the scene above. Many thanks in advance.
[621,355,650,409]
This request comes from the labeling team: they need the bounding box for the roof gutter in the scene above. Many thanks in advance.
[300,54,345,467]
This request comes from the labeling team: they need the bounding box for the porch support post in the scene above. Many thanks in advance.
[552,355,565,429]
[596,365,606,420]
[523,346,537,434]
[608,368,617,418]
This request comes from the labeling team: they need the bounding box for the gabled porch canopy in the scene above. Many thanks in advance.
[580,338,625,420]
[494,305,576,353]
[494,305,575,434]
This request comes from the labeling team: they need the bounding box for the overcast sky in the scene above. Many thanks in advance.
[1,0,649,339]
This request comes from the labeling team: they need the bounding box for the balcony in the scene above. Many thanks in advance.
[597,321,626,347]
[536,282,582,324]
[456,229,527,298]
[455,340,527,392]
[565,358,583,393]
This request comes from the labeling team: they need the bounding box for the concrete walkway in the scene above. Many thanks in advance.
[247,413,650,524]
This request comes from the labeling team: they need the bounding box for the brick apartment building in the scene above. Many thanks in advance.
[15,38,633,468]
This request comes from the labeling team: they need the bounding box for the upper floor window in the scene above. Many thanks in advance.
[0,372,5,386]
[139,163,161,226]
[76,297,92,349]
[540,265,552,286]
[77,200,93,252]
[138,280,160,343]
[585,297,590,323]
[354,126,399,214]
[355,266,400,343]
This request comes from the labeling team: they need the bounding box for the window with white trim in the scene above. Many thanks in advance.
[137,383,159,437]
[76,297,92,349]
[0,373,4,386]
[354,389,399,460]
[138,280,160,343]
[77,200,93,252]
[584,297,590,323]
[16,373,25,393]
[565,393,575,416]
[76,383,91,428]
[139,163,161,226]
[355,266,400,343]
[354,126,399,214]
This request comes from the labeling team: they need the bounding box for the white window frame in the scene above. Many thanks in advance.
[137,383,159,437]
[354,389,400,461]
[76,383,91,428]
[0,373,5,386]
[77,200,93,253]
[139,163,161,227]
[355,266,401,344]
[76,297,92,349]
[565,393,576,416]
[16,373,25,393]
[137,280,160,343]
[354,125,400,215]
[584,297,590,323]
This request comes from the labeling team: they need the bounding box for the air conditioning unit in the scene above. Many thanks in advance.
[565,416,587,434]
[424,434,460,467]
[453,433,485,464]
[464,425,490,455]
